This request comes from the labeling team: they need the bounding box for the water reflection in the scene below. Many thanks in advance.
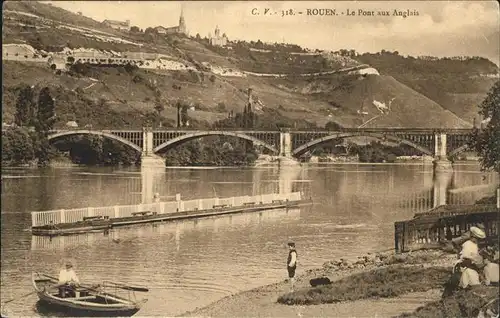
[138,165,306,204]
[3,165,495,215]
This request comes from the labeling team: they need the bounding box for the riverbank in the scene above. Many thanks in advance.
[180,249,457,317]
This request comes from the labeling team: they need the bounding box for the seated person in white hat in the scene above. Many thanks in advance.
[482,251,499,286]
[58,261,80,297]
[451,223,486,248]
[458,226,486,289]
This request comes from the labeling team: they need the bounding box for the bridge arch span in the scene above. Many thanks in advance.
[48,130,142,153]
[154,131,279,154]
[292,132,433,157]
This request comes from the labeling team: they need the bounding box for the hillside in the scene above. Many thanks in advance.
[269,73,472,128]
[354,52,498,124]
[2,1,495,130]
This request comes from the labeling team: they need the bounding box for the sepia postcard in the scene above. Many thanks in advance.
[1,1,499,317]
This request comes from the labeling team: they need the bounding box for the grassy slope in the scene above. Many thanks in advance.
[1,1,493,129]
[277,266,450,305]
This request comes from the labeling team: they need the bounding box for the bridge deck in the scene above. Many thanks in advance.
[50,128,474,134]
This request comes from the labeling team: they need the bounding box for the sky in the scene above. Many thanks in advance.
[50,1,499,65]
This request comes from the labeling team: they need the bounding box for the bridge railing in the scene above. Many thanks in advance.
[31,192,304,227]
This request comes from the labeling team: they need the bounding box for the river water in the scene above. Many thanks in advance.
[1,163,498,317]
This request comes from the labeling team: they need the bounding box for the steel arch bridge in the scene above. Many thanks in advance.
[47,128,474,159]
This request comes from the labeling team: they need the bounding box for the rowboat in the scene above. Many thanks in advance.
[32,272,147,317]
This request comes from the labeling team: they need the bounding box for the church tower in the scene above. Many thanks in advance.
[178,6,186,34]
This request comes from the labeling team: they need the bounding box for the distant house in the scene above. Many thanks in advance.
[152,9,187,35]
[154,26,169,34]
[66,121,78,128]
[103,19,130,31]
[153,25,185,35]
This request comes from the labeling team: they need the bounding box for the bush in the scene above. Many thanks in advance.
[216,102,226,112]
[132,74,144,83]
[69,63,93,77]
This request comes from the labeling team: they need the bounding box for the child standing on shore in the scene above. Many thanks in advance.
[287,242,297,292]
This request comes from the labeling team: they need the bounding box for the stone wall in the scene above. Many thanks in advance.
[2,44,48,62]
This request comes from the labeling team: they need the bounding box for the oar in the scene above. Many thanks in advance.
[2,291,36,304]
[103,280,149,292]
[35,273,148,292]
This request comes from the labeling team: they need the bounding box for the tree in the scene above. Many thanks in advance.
[130,26,141,33]
[216,102,226,113]
[34,87,56,166]
[471,80,500,173]
[325,121,343,130]
[154,101,165,128]
[154,102,165,115]
[36,87,56,134]
[181,104,189,127]
[14,85,36,127]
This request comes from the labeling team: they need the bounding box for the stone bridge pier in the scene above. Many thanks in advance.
[279,130,293,158]
[433,133,453,173]
[141,127,165,168]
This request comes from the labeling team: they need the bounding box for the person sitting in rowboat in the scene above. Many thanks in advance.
[58,261,80,298]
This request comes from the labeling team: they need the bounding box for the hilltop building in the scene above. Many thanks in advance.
[210,26,228,46]
[103,19,130,31]
[154,9,187,35]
